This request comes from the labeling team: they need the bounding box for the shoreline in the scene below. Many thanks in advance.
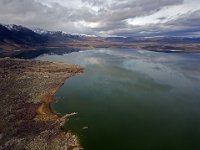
[36,80,67,119]
[35,72,84,150]
[36,74,82,120]
[1,45,200,59]
[0,58,84,150]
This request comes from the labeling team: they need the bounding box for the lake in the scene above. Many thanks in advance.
[37,48,200,150]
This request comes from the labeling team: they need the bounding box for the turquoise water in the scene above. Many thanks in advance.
[37,49,200,150]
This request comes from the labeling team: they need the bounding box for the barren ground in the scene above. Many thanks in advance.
[0,58,84,150]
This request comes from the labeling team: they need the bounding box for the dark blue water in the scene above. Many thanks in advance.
[37,49,200,150]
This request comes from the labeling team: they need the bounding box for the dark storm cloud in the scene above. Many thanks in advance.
[0,0,199,36]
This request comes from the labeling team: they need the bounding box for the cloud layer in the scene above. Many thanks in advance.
[0,0,200,37]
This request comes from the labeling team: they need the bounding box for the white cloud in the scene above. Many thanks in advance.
[35,0,84,9]
[77,21,100,28]
[127,0,200,26]
[0,0,200,36]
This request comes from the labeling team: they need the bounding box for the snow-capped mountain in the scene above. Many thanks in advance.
[1,24,35,33]
[1,23,200,52]
[0,23,98,51]
[32,28,50,35]
[2,24,16,31]
[1,23,96,38]
[32,27,97,38]
[0,23,47,46]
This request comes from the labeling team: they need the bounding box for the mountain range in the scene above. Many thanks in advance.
[0,23,200,55]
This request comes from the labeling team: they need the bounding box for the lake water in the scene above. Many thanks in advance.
[37,48,200,150]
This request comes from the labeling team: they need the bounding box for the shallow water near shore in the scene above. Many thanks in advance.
[37,48,200,150]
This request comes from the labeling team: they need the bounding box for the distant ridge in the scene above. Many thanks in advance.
[0,23,97,51]
[0,23,200,53]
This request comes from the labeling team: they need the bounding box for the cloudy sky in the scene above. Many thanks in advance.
[0,0,200,37]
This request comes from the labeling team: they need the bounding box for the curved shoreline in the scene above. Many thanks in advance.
[36,75,82,119]
[0,58,84,150]
[35,69,85,150]
[36,81,66,119]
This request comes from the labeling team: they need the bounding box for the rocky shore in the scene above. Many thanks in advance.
[0,58,84,150]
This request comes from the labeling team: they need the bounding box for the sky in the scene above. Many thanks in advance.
[0,0,200,37]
